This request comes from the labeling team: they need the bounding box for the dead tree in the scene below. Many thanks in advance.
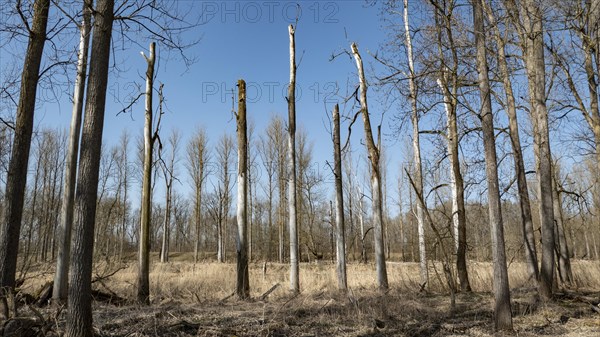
[236,79,250,299]
[287,24,300,293]
[351,42,389,290]
[332,104,348,290]
[137,41,156,305]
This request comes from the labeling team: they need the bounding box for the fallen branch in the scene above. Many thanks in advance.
[259,283,279,301]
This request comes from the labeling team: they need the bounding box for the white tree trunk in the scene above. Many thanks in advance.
[288,25,300,293]
[236,79,250,299]
[351,43,388,289]
[53,0,91,304]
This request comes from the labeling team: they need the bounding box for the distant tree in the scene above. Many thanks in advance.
[160,129,180,263]
[187,127,210,263]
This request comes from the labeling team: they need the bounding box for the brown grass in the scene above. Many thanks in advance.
[10,258,600,336]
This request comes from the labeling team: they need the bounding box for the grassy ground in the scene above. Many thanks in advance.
[7,258,600,336]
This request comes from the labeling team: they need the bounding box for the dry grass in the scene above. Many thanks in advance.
[9,258,600,336]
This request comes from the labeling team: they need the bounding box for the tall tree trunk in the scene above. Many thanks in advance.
[520,0,556,299]
[481,0,539,284]
[65,0,114,335]
[53,0,92,304]
[0,0,50,317]
[332,104,348,290]
[351,42,389,290]
[288,25,300,294]
[473,0,512,330]
[160,182,172,263]
[137,42,155,305]
[402,0,427,286]
[236,79,250,299]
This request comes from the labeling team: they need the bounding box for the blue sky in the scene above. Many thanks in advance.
[20,1,407,208]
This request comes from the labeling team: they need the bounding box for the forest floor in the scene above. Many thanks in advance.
[4,259,600,336]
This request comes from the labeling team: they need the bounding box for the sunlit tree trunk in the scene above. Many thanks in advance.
[332,104,348,290]
[481,0,539,284]
[351,42,389,290]
[53,1,91,301]
[402,0,427,285]
[236,79,250,299]
[473,0,512,330]
[288,25,300,293]
[137,42,155,305]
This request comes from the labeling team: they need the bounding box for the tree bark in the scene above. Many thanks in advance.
[351,42,389,290]
[137,42,155,305]
[473,0,512,330]
[53,1,91,303]
[481,0,539,284]
[552,166,572,285]
[332,104,348,290]
[288,25,300,294]
[65,0,114,335]
[519,0,556,299]
[402,0,428,287]
[236,79,250,299]
[0,0,50,315]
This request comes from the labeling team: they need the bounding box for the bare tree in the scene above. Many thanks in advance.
[351,42,388,290]
[53,0,92,304]
[236,79,250,299]
[137,41,156,305]
[287,24,300,294]
[216,133,234,263]
[332,104,347,290]
[472,0,512,330]
[65,0,115,335]
[160,129,180,263]
[481,0,539,284]
[0,0,50,318]
[402,0,428,287]
[187,127,210,263]
[505,0,556,299]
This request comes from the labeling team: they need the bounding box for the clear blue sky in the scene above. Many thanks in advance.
[25,0,407,209]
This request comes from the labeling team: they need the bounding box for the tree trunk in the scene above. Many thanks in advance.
[351,42,389,290]
[481,0,539,284]
[236,79,250,299]
[520,0,556,299]
[332,104,348,290]
[288,25,300,294]
[402,0,427,285]
[160,182,172,263]
[0,0,50,314]
[137,42,155,305]
[65,0,114,335]
[437,77,471,292]
[473,0,512,330]
[552,168,572,285]
[53,0,91,304]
